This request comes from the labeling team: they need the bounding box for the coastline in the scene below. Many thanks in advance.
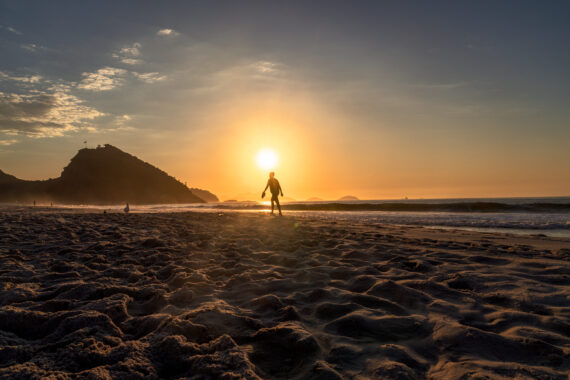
[1,210,569,378]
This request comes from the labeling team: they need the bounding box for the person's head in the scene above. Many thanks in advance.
[269,171,275,178]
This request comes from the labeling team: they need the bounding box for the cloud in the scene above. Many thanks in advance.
[116,114,131,125]
[19,43,53,53]
[157,28,179,37]
[1,25,22,35]
[21,43,38,52]
[120,42,141,56]
[195,59,288,96]
[119,58,142,65]
[101,114,135,132]
[132,72,166,83]
[0,139,18,146]
[0,85,104,137]
[0,71,42,83]
[252,61,281,74]
[409,82,467,90]
[113,42,143,65]
[215,60,284,81]
[77,67,127,91]
[78,67,167,90]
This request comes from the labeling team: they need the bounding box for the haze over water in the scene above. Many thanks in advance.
[43,196,570,238]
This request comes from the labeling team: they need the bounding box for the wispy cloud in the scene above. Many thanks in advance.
[21,43,39,52]
[0,85,104,138]
[104,114,135,132]
[77,67,127,91]
[409,82,467,90]
[200,59,288,95]
[0,139,18,146]
[120,42,141,56]
[132,72,166,83]
[252,60,281,74]
[120,58,142,65]
[19,43,54,54]
[1,25,22,35]
[157,28,179,37]
[113,42,143,65]
[0,71,42,83]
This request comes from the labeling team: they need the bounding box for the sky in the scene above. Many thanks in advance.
[1,0,569,201]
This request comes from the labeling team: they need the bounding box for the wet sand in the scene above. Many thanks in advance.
[1,210,569,379]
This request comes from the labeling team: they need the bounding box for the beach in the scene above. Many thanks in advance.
[1,209,569,379]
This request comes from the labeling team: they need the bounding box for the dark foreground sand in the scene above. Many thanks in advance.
[1,210,569,379]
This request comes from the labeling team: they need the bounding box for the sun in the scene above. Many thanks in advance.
[256,149,278,170]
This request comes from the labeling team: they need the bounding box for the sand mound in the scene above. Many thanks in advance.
[1,211,569,378]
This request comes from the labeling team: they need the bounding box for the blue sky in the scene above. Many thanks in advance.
[1,1,569,199]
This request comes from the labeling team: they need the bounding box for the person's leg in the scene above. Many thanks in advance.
[276,198,282,215]
[270,198,275,214]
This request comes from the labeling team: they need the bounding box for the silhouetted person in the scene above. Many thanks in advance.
[262,171,283,216]
[124,203,130,213]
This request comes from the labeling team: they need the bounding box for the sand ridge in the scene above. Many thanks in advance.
[0,211,569,379]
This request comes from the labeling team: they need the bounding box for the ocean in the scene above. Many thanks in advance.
[55,197,570,239]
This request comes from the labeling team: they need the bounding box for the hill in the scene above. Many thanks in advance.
[338,195,359,201]
[0,169,22,184]
[0,145,210,204]
[190,188,219,202]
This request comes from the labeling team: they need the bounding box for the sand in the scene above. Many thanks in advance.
[0,210,569,379]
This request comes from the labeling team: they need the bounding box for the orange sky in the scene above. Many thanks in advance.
[3,78,569,201]
[145,93,570,201]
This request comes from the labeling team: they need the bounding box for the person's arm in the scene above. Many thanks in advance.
[278,181,283,196]
[262,180,269,198]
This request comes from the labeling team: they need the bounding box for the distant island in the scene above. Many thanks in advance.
[0,144,217,204]
[338,195,359,201]
[230,192,259,202]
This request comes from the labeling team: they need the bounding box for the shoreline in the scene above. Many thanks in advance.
[3,204,570,240]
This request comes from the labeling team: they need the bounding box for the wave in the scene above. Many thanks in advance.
[213,201,570,213]
[280,209,570,236]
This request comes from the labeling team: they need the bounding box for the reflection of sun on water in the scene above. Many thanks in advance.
[256,149,278,170]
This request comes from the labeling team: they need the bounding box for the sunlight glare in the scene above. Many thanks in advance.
[256,149,278,170]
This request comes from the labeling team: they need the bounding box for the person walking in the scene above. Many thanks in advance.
[262,171,283,216]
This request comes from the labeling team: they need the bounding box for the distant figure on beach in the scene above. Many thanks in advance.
[262,171,283,216]
[124,203,130,213]
[33,200,36,207]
